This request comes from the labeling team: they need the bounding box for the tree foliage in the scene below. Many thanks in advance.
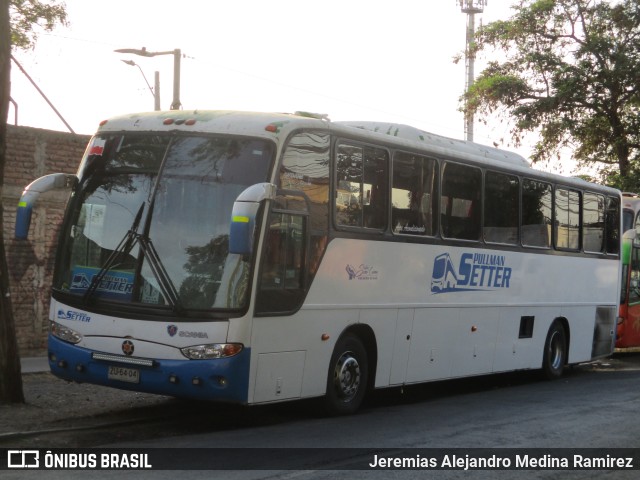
[464,0,640,189]
[9,0,67,49]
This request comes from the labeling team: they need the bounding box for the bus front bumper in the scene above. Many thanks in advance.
[47,334,250,404]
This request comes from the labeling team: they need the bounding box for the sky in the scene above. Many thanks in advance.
[10,1,562,172]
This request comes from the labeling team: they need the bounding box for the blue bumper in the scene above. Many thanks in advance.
[47,334,250,403]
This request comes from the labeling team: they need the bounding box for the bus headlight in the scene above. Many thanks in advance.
[50,321,83,344]
[180,343,243,360]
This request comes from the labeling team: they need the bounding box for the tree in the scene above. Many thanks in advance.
[463,0,640,190]
[0,0,67,404]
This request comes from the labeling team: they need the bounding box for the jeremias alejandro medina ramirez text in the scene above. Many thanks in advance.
[368,454,635,470]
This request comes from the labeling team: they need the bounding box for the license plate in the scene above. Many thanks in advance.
[108,365,140,384]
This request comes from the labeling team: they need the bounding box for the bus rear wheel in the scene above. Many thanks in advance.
[324,334,368,415]
[542,321,567,380]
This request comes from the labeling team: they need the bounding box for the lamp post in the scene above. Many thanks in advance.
[114,47,182,110]
[120,60,160,111]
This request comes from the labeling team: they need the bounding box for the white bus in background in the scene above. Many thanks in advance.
[16,110,621,414]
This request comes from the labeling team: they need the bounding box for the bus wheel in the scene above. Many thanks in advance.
[324,334,368,415]
[542,321,567,380]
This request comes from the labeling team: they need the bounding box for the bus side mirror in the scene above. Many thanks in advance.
[229,183,277,255]
[15,173,77,240]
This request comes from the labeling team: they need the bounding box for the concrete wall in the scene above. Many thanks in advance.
[3,125,90,356]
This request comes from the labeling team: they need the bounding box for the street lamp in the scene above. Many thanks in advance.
[114,47,182,110]
[120,60,160,111]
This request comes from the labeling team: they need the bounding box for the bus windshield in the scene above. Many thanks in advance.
[54,133,273,314]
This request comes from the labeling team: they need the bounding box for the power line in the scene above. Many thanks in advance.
[10,55,75,134]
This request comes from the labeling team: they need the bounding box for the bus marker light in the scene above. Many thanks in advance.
[192,377,202,386]
[217,377,227,386]
[321,334,330,341]
[471,326,478,332]
[99,119,108,127]
[57,360,67,369]
[185,119,197,125]
[169,374,179,384]
[265,124,278,133]
[76,364,85,373]
[163,118,175,125]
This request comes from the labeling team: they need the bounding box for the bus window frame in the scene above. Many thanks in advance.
[440,160,482,243]
[390,150,439,238]
[255,189,312,317]
[483,169,520,246]
[333,139,390,234]
[553,186,581,252]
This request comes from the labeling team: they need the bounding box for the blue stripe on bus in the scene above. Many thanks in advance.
[47,334,250,404]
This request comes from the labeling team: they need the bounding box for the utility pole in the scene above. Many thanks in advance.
[459,0,486,142]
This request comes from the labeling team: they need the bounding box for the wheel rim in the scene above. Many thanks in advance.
[333,351,361,402]
[548,330,564,371]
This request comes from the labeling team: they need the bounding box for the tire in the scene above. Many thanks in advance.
[542,321,567,380]
[324,334,368,415]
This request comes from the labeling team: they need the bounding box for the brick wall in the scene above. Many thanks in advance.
[3,125,90,356]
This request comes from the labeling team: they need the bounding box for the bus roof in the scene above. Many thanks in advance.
[334,121,530,168]
[94,110,618,196]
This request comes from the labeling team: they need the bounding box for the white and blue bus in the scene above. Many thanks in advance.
[16,110,621,414]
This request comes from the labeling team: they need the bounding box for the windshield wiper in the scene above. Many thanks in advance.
[135,234,182,311]
[83,202,145,303]
[82,203,184,313]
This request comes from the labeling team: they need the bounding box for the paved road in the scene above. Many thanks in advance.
[5,353,640,479]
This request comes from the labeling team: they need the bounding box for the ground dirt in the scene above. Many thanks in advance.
[0,370,317,448]
[0,372,176,447]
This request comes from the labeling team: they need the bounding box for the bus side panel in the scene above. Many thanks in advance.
[389,309,413,385]
[248,309,360,404]
[593,306,617,358]
[405,308,457,383]
[358,308,400,388]
[450,307,499,377]
[492,307,556,372]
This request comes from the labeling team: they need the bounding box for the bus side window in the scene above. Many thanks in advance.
[522,179,552,248]
[554,188,580,251]
[391,152,438,236]
[260,212,305,290]
[606,196,620,255]
[256,205,307,315]
[440,162,481,241]
[335,143,388,230]
[630,246,640,303]
[484,171,519,244]
[583,192,605,253]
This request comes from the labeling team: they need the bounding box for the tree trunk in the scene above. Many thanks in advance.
[0,0,25,404]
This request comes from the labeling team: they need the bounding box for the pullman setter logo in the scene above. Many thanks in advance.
[431,252,513,294]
